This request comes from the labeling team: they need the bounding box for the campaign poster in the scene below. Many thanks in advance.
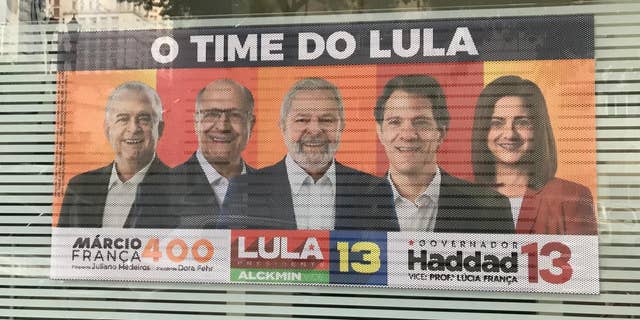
[51,14,599,293]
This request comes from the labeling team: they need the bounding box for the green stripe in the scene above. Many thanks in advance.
[231,268,329,284]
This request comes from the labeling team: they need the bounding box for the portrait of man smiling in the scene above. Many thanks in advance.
[57,81,171,228]
[220,77,398,231]
[375,74,513,234]
[134,79,257,229]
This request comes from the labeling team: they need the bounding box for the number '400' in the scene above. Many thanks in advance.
[142,238,214,263]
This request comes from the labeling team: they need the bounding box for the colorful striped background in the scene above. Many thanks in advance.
[53,59,595,224]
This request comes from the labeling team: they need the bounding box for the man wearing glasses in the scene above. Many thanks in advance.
[136,79,256,228]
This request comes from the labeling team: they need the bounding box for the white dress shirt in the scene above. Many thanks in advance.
[285,154,336,230]
[196,149,246,207]
[508,197,524,226]
[388,167,441,232]
[102,157,154,228]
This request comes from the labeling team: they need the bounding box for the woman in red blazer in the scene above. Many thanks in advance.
[471,76,597,235]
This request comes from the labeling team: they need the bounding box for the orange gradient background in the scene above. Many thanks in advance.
[53,60,596,226]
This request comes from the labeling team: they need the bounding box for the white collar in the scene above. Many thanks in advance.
[196,149,246,184]
[285,154,336,194]
[108,155,155,189]
[388,167,441,205]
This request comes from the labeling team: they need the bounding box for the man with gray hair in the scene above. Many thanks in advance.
[221,78,398,230]
[58,81,171,228]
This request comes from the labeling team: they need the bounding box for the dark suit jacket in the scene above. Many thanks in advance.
[435,170,513,233]
[134,152,256,229]
[516,178,597,235]
[379,169,514,234]
[219,158,399,231]
[57,158,171,228]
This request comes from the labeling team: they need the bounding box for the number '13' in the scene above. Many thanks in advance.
[336,241,381,274]
[521,242,573,284]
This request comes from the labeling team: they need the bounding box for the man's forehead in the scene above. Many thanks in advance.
[200,84,245,109]
[289,89,339,114]
[288,105,340,115]
[110,94,153,114]
[384,105,434,116]
[291,88,336,101]
[384,91,434,115]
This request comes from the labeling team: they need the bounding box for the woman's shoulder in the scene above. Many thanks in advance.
[538,178,591,198]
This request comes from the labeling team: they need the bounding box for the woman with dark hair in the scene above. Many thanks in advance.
[472,75,597,234]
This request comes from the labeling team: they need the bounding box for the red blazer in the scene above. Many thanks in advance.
[516,178,597,235]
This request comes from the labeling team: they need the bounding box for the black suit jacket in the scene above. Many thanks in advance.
[380,169,514,234]
[219,158,399,231]
[57,158,171,228]
[134,152,256,229]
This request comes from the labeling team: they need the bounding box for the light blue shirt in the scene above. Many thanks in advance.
[103,156,154,228]
[285,154,336,230]
[196,149,246,207]
[388,167,441,232]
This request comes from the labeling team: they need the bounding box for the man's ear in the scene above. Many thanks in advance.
[193,113,200,135]
[278,119,286,139]
[247,115,256,141]
[250,115,256,134]
[437,127,447,145]
[375,122,384,143]
[104,120,110,140]
[157,121,165,138]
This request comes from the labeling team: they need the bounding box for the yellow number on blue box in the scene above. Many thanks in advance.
[330,231,387,285]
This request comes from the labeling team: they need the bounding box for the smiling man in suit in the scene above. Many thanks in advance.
[374,74,513,233]
[58,81,171,228]
[221,77,398,230]
[136,79,257,229]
